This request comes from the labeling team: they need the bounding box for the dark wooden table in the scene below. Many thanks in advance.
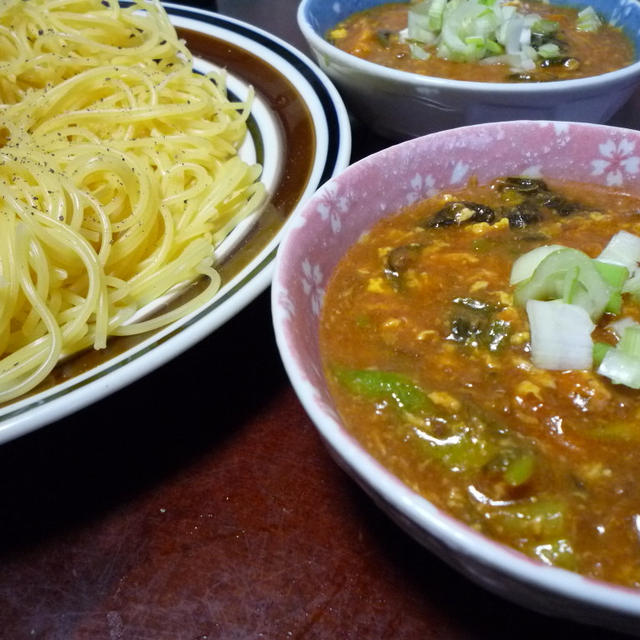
[1,3,637,639]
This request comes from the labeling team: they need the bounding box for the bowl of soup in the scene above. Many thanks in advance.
[297,0,640,140]
[272,120,640,632]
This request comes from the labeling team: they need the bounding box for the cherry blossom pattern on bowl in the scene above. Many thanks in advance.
[272,120,640,633]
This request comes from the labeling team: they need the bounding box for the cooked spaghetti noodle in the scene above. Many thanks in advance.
[0,0,265,402]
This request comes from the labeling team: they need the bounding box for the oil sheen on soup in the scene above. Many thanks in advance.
[319,176,640,587]
[327,1,634,82]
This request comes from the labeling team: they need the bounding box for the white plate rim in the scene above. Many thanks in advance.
[0,3,352,444]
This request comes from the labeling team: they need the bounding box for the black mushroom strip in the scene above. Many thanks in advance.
[446,297,511,352]
[426,201,496,228]
[423,177,592,231]
[503,201,543,229]
[384,243,423,289]
[493,176,550,194]
[494,176,583,217]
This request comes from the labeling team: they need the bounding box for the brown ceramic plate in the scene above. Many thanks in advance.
[0,4,351,444]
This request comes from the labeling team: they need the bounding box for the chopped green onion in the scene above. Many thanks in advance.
[404,0,561,71]
[576,6,602,32]
[484,39,504,54]
[509,244,565,285]
[623,274,640,301]
[618,325,640,358]
[608,317,640,339]
[593,260,628,314]
[503,451,536,486]
[593,260,629,289]
[526,299,594,370]
[597,230,640,278]
[465,35,486,47]
[428,0,447,31]
[598,348,640,389]
[605,291,623,315]
[531,19,559,36]
[560,265,580,305]
[514,248,611,320]
[409,42,431,59]
[333,367,437,414]
[597,326,640,388]
[512,234,640,388]
[537,43,561,59]
[593,341,612,367]
[407,2,436,44]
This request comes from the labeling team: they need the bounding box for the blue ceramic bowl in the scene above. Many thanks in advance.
[298,0,640,140]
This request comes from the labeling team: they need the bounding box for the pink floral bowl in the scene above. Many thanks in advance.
[271,120,640,633]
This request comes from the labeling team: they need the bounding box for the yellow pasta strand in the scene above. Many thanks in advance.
[0,0,265,402]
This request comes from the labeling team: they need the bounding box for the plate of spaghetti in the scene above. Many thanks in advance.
[0,0,351,442]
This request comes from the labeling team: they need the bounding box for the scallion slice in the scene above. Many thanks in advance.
[618,325,640,357]
[593,341,612,367]
[576,6,602,32]
[514,247,611,320]
[593,260,629,314]
[409,42,432,59]
[509,244,565,285]
[403,0,571,71]
[407,2,436,46]
[607,316,640,339]
[526,299,594,370]
[598,326,640,388]
[512,232,640,388]
[598,348,640,389]
[605,291,623,315]
[623,274,640,300]
[537,43,561,59]
[429,0,447,30]
[593,260,629,289]
[597,230,640,278]
[531,19,559,36]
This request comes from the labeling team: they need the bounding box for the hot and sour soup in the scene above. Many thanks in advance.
[319,176,640,587]
[327,1,634,82]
